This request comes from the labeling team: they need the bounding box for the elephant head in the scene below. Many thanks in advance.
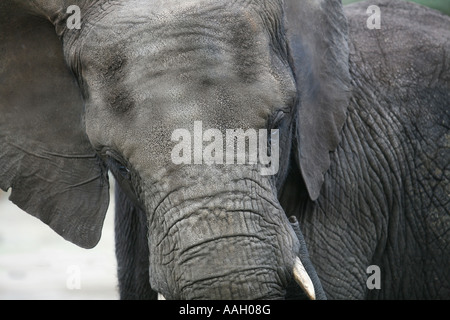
[0,0,350,299]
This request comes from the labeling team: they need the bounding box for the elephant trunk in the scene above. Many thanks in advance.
[144,166,316,300]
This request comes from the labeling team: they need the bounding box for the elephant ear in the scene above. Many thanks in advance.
[284,0,352,200]
[0,0,109,248]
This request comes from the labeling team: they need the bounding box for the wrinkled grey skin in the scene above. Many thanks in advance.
[0,0,449,299]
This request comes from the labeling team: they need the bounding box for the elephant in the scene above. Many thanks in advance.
[0,0,449,300]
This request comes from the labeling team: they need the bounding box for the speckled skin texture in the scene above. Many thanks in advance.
[1,0,449,299]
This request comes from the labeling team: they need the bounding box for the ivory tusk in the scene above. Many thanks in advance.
[293,256,316,300]
[158,293,166,300]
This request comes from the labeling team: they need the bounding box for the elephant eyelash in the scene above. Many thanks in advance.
[117,164,130,178]
[270,110,287,128]
[104,152,144,210]
[104,151,131,179]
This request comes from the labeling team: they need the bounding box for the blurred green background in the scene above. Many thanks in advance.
[342,0,450,16]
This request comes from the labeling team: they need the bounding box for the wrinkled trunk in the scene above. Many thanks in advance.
[144,166,301,300]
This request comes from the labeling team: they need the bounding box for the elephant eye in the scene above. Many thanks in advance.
[104,152,131,180]
[117,164,130,178]
[270,110,287,129]
[112,160,130,179]
[101,150,143,209]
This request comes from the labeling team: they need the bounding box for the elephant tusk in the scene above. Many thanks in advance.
[293,256,316,300]
[158,293,166,300]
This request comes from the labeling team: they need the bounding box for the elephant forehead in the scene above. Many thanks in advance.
[81,1,272,76]
[78,1,294,124]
